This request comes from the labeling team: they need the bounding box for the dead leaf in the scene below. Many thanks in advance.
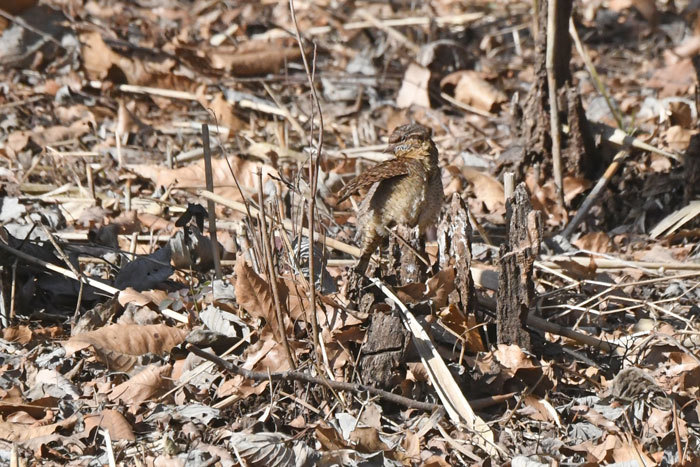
[64,324,188,371]
[462,167,505,214]
[0,415,77,442]
[397,63,431,109]
[572,232,612,253]
[108,364,172,407]
[441,70,506,111]
[235,256,288,338]
[130,157,277,203]
[208,43,301,76]
[83,409,135,441]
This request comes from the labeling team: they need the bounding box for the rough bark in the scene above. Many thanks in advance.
[502,0,595,183]
[496,183,542,349]
[359,311,409,389]
[437,194,476,318]
[388,225,425,284]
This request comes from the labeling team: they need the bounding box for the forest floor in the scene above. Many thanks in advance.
[0,0,699,465]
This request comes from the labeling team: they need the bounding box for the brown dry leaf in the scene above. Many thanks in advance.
[206,93,244,136]
[609,0,633,11]
[494,344,538,373]
[3,326,63,345]
[462,167,505,214]
[108,364,172,406]
[208,43,301,76]
[130,157,277,203]
[117,288,169,308]
[649,153,672,172]
[611,438,655,465]
[0,0,37,15]
[83,409,135,441]
[137,213,175,233]
[551,258,598,280]
[0,415,77,442]
[6,131,30,154]
[349,426,390,453]
[423,456,451,467]
[281,277,308,322]
[64,324,187,371]
[426,268,456,309]
[316,422,348,450]
[587,434,620,463]
[521,395,561,425]
[116,100,144,135]
[527,174,568,226]
[647,58,695,97]
[572,232,612,253]
[397,63,431,109]
[563,176,591,204]
[80,31,176,85]
[661,125,696,152]
[632,0,658,25]
[438,304,485,353]
[235,255,287,337]
[112,210,142,233]
[400,430,420,460]
[674,35,700,58]
[0,393,57,420]
[441,70,506,111]
[3,326,33,344]
[217,338,278,398]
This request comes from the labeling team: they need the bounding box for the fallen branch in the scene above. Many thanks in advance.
[185,344,437,411]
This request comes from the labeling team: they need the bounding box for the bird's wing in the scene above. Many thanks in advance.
[337,158,422,203]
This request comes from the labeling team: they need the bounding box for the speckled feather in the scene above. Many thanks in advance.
[337,123,444,271]
[336,157,423,203]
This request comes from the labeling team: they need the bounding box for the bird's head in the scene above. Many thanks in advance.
[388,123,435,159]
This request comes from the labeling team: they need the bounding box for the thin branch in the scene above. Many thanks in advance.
[186,344,438,411]
[258,172,296,370]
[546,0,564,205]
[288,0,324,361]
[201,124,223,281]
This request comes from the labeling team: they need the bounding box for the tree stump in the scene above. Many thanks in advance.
[358,310,409,389]
[388,225,425,284]
[497,183,542,349]
[501,0,599,183]
[437,194,476,317]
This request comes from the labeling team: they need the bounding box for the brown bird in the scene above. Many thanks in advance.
[337,123,444,272]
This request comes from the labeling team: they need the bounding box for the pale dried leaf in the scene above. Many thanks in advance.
[64,324,187,371]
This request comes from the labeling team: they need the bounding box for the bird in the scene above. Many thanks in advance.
[337,123,444,273]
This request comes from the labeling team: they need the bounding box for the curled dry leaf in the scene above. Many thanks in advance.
[397,63,431,109]
[572,232,612,253]
[234,255,288,337]
[130,157,278,203]
[441,70,506,112]
[208,42,302,76]
[64,324,188,372]
[108,364,173,407]
[80,31,176,85]
[0,415,78,443]
[462,167,505,214]
[83,409,135,441]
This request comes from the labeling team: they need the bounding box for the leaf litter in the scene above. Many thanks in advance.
[0,0,698,465]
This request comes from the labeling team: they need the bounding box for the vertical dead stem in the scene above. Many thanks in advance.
[546,0,564,205]
[290,0,323,359]
[258,172,296,370]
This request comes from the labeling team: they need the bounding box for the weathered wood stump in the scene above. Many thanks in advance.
[437,194,476,317]
[496,183,542,350]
